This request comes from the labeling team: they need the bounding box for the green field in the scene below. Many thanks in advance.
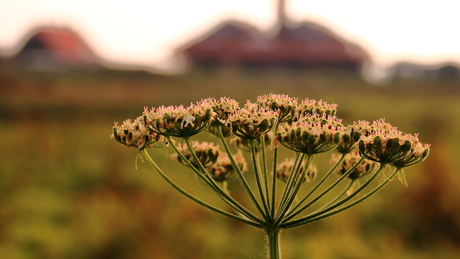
[1,67,460,259]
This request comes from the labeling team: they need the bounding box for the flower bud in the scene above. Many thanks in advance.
[256,94,298,123]
[171,141,220,168]
[208,149,247,182]
[373,136,382,148]
[400,140,412,153]
[352,131,361,142]
[171,141,248,182]
[277,113,343,155]
[335,128,356,154]
[227,102,278,140]
[231,132,274,152]
[293,99,338,121]
[111,116,166,150]
[204,97,240,126]
[276,158,317,183]
[357,120,430,166]
[391,134,430,168]
[331,151,377,180]
[143,100,216,138]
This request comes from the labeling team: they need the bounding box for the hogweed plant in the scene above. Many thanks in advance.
[111,94,430,259]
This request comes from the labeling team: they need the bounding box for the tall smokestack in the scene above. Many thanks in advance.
[277,0,286,26]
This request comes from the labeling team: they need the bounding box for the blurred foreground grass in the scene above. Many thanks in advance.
[1,66,460,259]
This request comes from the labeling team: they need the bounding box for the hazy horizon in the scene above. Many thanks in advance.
[1,0,460,80]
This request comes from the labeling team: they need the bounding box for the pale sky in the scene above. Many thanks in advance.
[1,0,460,76]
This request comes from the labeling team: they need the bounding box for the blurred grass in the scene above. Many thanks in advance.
[1,65,460,259]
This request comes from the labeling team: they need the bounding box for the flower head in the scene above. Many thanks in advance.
[330,151,377,180]
[350,119,394,141]
[276,158,317,183]
[205,97,239,137]
[349,120,371,142]
[171,141,247,182]
[230,131,274,152]
[208,149,247,182]
[357,119,427,165]
[208,124,233,138]
[335,125,357,154]
[143,99,215,138]
[171,141,221,168]
[391,134,430,168]
[294,99,338,121]
[206,97,240,125]
[227,101,278,140]
[111,116,165,149]
[256,94,297,123]
[277,113,343,155]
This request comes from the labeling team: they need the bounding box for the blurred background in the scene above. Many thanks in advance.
[1,0,460,258]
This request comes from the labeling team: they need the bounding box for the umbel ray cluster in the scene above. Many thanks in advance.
[111,93,429,259]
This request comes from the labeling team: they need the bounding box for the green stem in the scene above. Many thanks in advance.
[316,180,354,211]
[276,153,304,216]
[274,155,312,225]
[260,136,272,215]
[281,164,390,229]
[169,137,262,223]
[216,127,269,221]
[250,140,271,220]
[270,145,279,218]
[142,149,262,228]
[266,228,281,259]
[282,166,399,229]
[283,155,362,222]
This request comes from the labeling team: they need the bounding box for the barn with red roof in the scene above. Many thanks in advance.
[10,27,101,70]
[178,0,369,73]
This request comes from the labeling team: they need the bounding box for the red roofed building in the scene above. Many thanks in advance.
[179,0,369,73]
[12,27,101,70]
